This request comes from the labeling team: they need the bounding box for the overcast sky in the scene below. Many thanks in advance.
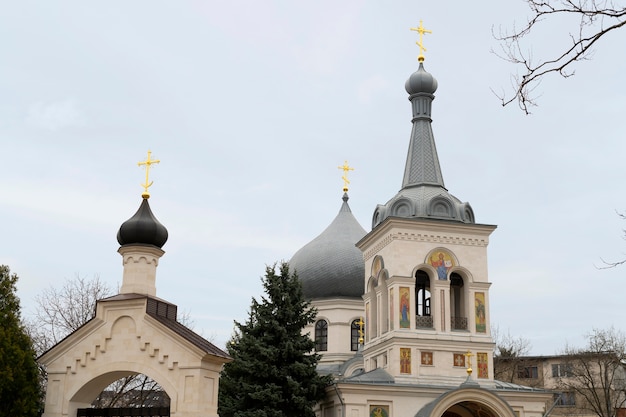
[2,1,624,355]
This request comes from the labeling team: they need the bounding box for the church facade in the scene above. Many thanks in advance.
[290,48,552,417]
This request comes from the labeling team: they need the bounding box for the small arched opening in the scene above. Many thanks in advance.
[415,270,432,328]
[450,272,467,331]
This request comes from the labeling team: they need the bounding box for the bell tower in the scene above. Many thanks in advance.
[357,25,497,386]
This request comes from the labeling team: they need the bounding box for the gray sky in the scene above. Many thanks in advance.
[2,1,624,355]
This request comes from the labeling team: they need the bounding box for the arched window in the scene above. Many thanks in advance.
[450,273,467,330]
[315,320,328,351]
[415,270,432,328]
[351,319,361,351]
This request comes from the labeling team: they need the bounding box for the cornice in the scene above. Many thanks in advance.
[358,218,496,262]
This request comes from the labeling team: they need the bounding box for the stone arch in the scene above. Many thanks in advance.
[68,364,175,415]
[417,387,517,417]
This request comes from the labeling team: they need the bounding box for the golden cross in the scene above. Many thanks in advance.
[337,161,354,192]
[138,150,160,199]
[464,350,474,376]
[356,317,365,344]
[410,20,432,62]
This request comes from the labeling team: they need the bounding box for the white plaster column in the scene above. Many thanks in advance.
[118,245,164,296]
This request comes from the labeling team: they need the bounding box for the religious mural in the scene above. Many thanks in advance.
[474,292,486,333]
[453,353,466,368]
[370,405,390,417]
[399,287,410,328]
[400,348,411,374]
[477,352,488,379]
[421,351,433,366]
[372,255,384,277]
[427,249,455,280]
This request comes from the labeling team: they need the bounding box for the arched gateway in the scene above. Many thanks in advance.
[417,384,518,417]
[39,180,231,417]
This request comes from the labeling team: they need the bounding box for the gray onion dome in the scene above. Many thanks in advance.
[405,62,438,95]
[290,193,366,300]
[117,198,168,248]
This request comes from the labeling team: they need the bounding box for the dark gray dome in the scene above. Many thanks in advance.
[405,62,438,95]
[117,198,168,248]
[290,193,366,300]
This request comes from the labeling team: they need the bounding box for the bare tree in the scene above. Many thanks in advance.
[598,212,626,269]
[492,325,534,383]
[494,0,626,114]
[555,327,626,417]
[27,274,113,355]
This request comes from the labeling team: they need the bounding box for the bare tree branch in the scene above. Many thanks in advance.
[494,0,626,113]
[556,328,626,417]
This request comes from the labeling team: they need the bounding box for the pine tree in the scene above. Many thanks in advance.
[218,262,331,417]
[0,265,42,417]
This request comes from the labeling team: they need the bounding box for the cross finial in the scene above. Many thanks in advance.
[356,317,365,345]
[464,350,474,376]
[337,161,354,192]
[138,150,160,199]
[410,20,432,62]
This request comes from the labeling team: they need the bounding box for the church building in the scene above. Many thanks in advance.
[289,24,552,417]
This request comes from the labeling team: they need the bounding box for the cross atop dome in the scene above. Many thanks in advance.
[138,150,160,199]
[410,20,432,62]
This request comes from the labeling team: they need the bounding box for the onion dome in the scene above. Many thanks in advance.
[372,62,474,228]
[405,62,438,95]
[290,193,366,300]
[117,198,168,248]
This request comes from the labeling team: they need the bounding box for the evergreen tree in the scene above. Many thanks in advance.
[218,262,331,417]
[0,265,42,417]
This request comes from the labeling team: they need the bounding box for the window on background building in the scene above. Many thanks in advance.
[517,365,538,379]
[554,392,576,407]
[351,320,360,351]
[315,320,328,352]
[552,363,573,377]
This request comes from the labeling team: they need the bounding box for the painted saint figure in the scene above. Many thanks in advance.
[430,252,452,280]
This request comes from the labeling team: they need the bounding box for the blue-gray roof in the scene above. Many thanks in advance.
[289,193,366,300]
[372,62,474,228]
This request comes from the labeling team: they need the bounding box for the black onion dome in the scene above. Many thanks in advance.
[117,198,168,248]
[290,193,366,300]
[405,62,438,95]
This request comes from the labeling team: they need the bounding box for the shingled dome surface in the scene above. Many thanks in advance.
[290,193,366,300]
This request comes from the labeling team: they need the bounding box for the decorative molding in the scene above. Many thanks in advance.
[363,231,488,261]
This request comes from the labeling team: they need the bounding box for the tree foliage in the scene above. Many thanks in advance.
[555,327,626,417]
[494,0,626,113]
[0,265,42,417]
[218,262,331,417]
